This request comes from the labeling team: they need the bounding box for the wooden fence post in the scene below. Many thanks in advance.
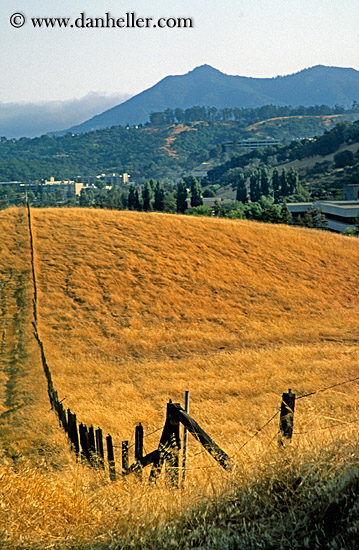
[59,403,67,432]
[88,425,96,463]
[135,423,144,479]
[95,427,105,469]
[72,413,80,456]
[106,434,116,481]
[122,440,129,474]
[165,417,180,488]
[279,388,296,445]
[169,403,232,471]
[149,401,181,486]
[67,410,80,457]
[79,423,90,462]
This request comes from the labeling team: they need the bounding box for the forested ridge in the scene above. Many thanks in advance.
[0,103,358,182]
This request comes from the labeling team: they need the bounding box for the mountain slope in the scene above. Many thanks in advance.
[58,64,359,135]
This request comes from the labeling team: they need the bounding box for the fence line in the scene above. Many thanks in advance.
[27,202,121,480]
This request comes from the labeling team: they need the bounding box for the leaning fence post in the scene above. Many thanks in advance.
[279,388,296,445]
[106,434,116,481]
[182,391,190,489]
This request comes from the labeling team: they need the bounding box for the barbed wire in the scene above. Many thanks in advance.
[233,410,280,458]
[294,416,359,435]
[229,373,359,459]
[297,374,359,400]
[144,426,163,439]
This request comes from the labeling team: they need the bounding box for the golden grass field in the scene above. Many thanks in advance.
[1,206,359,549]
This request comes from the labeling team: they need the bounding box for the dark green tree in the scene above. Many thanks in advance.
[272,168,281,203]
[288,167,299,195]
[250,171,261,202]
[236,174,248,203]
[176,180,188,213]
[79,187,94,207]
[334,149,355,168]
[142,181,153,211]
[190,177,203,207]
[280,202,292,224]
[260,167,271,197]
[263,204,281,223]
[134,189,142,211]
[281,168,290,197]
[154,181,165,211]
[302,204,327,229]
[128,186,136,210]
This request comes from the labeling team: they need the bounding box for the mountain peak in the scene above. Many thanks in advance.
[188,64,224,75]
[54,64,359,135]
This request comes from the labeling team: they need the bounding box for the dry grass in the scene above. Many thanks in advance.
[1,206,359,548]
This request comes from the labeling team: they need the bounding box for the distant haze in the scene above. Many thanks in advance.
[0,93,131,139]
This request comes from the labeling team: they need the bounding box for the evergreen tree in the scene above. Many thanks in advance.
[154,181,165,211]
[176,180,188,213]
[236,174,248,203]
[134,189,142,211]
[260,167,271,197]
[250,171,261,202]
[128,186,136,210]
[120,191,128,209]
[302,204,327,229]
[272,168,281,203]
[288,167,299,195]
[280,168,290,197]
[318,206,328,230]
[142,181,152,211]
[262,204,281,223]
[190,177,203,207]
[280,202,292,224]
[303,205,316,228]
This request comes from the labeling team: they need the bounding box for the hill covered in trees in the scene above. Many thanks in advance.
[204,119,359,202]
[0,104,358,183]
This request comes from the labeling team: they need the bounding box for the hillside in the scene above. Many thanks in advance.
[1,114,358,184]
[57,64,359,134]
[205,118,359,201]
[1,207,359,548]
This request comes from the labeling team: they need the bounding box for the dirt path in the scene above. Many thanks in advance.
[0,209,34,460]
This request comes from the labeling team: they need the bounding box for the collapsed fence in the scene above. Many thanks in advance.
[26,203,359,484]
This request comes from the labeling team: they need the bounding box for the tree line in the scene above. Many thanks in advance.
[0,176,335,233]
[149,103,359,127]
[235,166,308,204]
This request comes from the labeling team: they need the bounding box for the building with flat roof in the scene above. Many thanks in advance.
[287,200,359,233]
[223,139,281,153]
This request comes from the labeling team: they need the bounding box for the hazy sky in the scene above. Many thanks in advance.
[1,0,358,103]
